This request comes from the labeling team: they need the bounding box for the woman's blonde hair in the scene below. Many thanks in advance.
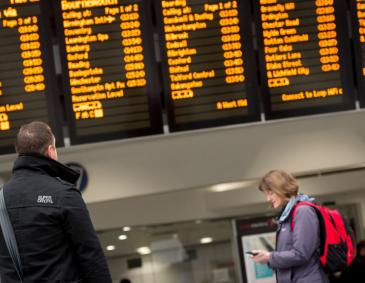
[258,170,299,200]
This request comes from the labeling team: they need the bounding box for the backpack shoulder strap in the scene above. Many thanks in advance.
[0,187,23,282]
[290,201,318,230]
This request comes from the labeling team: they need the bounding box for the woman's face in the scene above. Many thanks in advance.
[264,190,286,209]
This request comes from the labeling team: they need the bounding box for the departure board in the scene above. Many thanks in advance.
[56,0,163,144]
[0,0,63,154]
[351,0,365,107]
[156,0,260,132]
[255,0,355,119]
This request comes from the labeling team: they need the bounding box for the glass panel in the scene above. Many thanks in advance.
[98,219,239,283]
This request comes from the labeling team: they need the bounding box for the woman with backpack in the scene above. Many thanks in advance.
[250,169,329,283]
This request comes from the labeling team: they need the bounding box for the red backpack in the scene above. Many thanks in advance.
[291,201,356,273]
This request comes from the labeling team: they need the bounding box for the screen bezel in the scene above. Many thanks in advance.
[154,0,261,132]
[254,0,356,120]
[53,0,163,145]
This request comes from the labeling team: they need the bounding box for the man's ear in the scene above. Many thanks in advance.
[45,145,52,159]
[46,144,58,160]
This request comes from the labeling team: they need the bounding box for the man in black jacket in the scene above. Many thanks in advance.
[0,121,112,282]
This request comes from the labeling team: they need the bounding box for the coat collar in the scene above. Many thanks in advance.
[12,153,80,185]
[278,193,315,224]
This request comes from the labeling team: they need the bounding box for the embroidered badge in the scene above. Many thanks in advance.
[37,195,54,204]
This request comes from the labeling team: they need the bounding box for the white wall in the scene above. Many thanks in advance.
[87,170,365,240]
[59,110,365,203]
[1,110,365,231]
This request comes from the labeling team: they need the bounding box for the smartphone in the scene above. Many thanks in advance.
[245,251,258,256]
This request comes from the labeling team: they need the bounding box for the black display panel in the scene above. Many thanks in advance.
[0,0,63,155]
[350,0,365,107]
[255,0,355,119]
[155,0,260,132]
[55,0,163,145]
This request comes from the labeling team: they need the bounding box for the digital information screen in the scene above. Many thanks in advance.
[255,0,355,119]
[234,217,277,283]
[56,0,162,144]
[351,0,365,107]
[0,0,63,154]
[156,0,260,132]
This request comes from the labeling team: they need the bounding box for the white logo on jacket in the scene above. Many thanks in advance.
[37,195,53,204]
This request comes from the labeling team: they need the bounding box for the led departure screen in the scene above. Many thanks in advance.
[256,0,355,119]
[0,0,62,154]
[57,0,162,144]
[156,0,260,132]
[351,0,365,107]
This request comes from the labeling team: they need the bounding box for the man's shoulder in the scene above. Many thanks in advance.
[54,177,77,190]
[30,174,78,196]
[51,177,81,201]
[5,173,79,202]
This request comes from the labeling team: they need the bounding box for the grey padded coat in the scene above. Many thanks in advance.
[269,205,329,283]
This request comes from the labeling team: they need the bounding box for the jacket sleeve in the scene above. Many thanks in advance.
[269,205,321,269]
[62,187,112,283]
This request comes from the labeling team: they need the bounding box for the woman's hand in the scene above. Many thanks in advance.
[250,250,271,264]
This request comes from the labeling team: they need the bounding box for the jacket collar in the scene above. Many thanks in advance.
[12,153,80,185]
[278,193,315,224]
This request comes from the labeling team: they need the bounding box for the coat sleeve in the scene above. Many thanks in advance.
[62,187,112,283]
[269,205,321,269]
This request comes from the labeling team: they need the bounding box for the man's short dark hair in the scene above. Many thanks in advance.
[120,279,131,283]
[15,121,54,155]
